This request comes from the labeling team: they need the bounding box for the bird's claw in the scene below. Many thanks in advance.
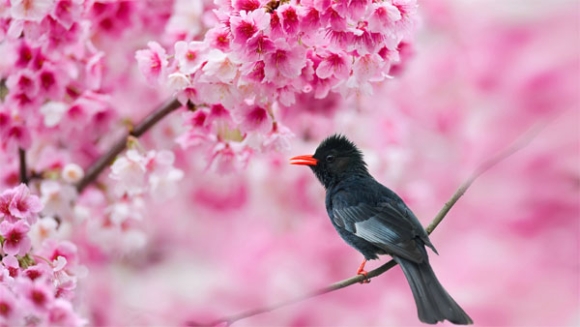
[357,270,371,284]
[356,259,371,284]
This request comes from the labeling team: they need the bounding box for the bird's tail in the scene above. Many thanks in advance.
[394,256,473,325]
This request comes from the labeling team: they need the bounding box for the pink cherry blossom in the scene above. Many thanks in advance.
[2,123,32,151]
[0,220,32,256]
[10,0,53,22]
[207,141,252,174]
[261,122,294,152]
[51,0,84,30]
[206,27,231,52]
[368,2,402,33]
[19,277,54,314]
[61,163,84,184]
[263,41,306,82]
[278,4,300,36]
[315,51,350,79]
[48,299,86,326]
[6,70,39,98]
[230,9,270,49]
[0,284,20,324]
[174,40,207,74]
[40,101,68,127]
[166,0,204,40]
[6,184,42,224]
[234,102,273,133]
[39,180,76,218]
[167,72,190,92]
[147,150,184,198]
[135,41,168,85]
[201,50,239,84]
[109,149,148,196]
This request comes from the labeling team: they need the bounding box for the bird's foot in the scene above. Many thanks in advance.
[357,260,371,284]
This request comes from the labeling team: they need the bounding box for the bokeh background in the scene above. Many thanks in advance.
[4,0,577,326]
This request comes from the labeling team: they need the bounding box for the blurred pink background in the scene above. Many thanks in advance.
[77,0,579,326]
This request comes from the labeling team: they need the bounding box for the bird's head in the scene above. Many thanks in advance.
[290,134,369,189]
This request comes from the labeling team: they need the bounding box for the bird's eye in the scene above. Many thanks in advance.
[326,154,335,162]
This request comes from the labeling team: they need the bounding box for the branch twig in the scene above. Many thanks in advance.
[75,98,182,193]
[195,124,544,327]
[18,148,28,185]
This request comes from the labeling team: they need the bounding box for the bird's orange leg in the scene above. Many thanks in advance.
[357,259,371,284]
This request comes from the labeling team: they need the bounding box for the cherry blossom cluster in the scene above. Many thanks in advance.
[0,184,85,326]
[136,0,417,171]
[0,0,117,157]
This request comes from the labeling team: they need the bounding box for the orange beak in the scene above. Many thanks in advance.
[290,154,318,166]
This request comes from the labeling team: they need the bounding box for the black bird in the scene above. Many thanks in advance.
[290,134,472,325]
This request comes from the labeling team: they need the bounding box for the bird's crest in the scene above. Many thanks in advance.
[317,134,365,162]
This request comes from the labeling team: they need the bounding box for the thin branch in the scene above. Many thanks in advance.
[195,124,544,327]
[18,148,28,185]
[75,98,182,193]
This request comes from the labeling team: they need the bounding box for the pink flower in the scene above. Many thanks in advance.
[201,50,239,84]
[367,2,402,33]
[85,52,104,90]
[278,4,300,36]
[14,41,38,69]
[2,123,32,151]
[0,220,32,256]
[39,180,76,218]
[342,53,385,96]
[206,27,231,52]
[135,41,168,85]
[167,72,190,92]
[207,104,235,129]
[6,70,39,98]
[174,40,207,74]
[2,255,20,278]
[49,299,86,326]
[234,103,272,133]
[233,0,260,12]
[196,81,240,109]
[147,150,184,199]
[345,0,369,20]
[37,239,78,267]
[10,0,53,22]
[51,0,84,29]
[262,122,294,152]
[176,87,200,106]
[37,63,65,99]
[321,7,347,31]
[109,149,148,196]
[40,101,68,127]
[207,142,252,174]
[166,0,204,40]
[29,216,59,249]
[7,184,42,224]
[243,33,275,61]
[264,41,306,82]
[20,278,54,314]
[240,60,265,82]
[0,188,17,220]
[299,7,321,32]
[61,163,84,184]
[0,285,20,324]
[230,9,270,48]
[315,51,350,79]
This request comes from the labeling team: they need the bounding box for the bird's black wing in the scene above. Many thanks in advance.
[331,195,432,263]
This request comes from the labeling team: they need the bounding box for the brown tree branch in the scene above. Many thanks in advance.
[75,98,182,193]
[193,124,544,327]
[18,147,28,185]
